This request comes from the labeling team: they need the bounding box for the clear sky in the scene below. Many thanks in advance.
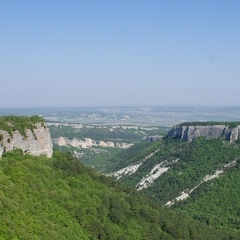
[1,1,240,107]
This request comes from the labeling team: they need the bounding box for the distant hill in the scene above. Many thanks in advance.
[0,150,238,239]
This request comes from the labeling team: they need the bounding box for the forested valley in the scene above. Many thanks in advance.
[1,150,239,239]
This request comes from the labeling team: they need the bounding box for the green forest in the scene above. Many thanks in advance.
[2,116,240,238]
[174,162,240,230]
[0,150,238,239]
[107,137,240,231]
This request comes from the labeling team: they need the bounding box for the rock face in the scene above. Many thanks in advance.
[98,140,114,147]
[53,137,134,149]
[0,123,53,157]
[67,138,81,148]
[54,136,67,146]
[53,137,93,148]
[116,142,134,149]
[142,135,162,142]
[84,138,93,148]
[168,125,240,142]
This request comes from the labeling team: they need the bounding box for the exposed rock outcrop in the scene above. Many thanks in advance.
[53,136,67,146]
[0,123,53,157]
[98,140,114,147]
[53,137,94,148]
[168,125,240,142]
[116,142,134,148]
[142,135,162,142]
[84,138,93,148]
[53,137,134,149]
[67,138,81,148]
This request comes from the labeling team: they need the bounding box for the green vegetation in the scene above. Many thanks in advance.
[108,137,240,231]
[179,121,240,128]
[104,141,158,172]
[53,141,157,172]
[0,115,44,138]
[142,138,240,204]
[49,124,166,143]
[116,138,240,202]
[50,123,166,172]
[78,147,123,171]
[0,150,238,239]
[174,161,240,230]
[53,144,124,171]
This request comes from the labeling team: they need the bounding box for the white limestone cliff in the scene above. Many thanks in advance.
[98,140,114,147]
[0,123,53,158]
[53,136,134,149]
[54,136,67,146]
[168,125,240,142]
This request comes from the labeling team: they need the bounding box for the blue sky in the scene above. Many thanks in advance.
[1,1,240,107]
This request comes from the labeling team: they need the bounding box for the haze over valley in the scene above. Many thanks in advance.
[1,106,240,126]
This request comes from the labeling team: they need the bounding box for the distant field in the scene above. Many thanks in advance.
[1,106,240,127]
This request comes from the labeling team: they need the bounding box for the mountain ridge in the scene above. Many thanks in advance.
[168,123,240,142]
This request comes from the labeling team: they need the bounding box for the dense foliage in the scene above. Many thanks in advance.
[143,138,240,203]
[108,137,240,231]
[102,141,154,172]
[174,161,240,230]
[0,150,238,239]
[0,115,44,137]
[53,144,123,171]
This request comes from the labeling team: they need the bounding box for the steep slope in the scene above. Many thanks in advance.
[0,150,238,239]
[174,163,240,230]
[108,136,240,231]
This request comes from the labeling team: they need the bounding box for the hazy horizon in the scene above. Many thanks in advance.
[1,1,240,107]
[1,104,240,109]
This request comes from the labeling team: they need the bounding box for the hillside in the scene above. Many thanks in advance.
[174,163,240,230]
[1,150,238,239]
[108,136,240,231]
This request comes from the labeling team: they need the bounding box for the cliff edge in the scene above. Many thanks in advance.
[0,116,53,157]
[168,123,240,142]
